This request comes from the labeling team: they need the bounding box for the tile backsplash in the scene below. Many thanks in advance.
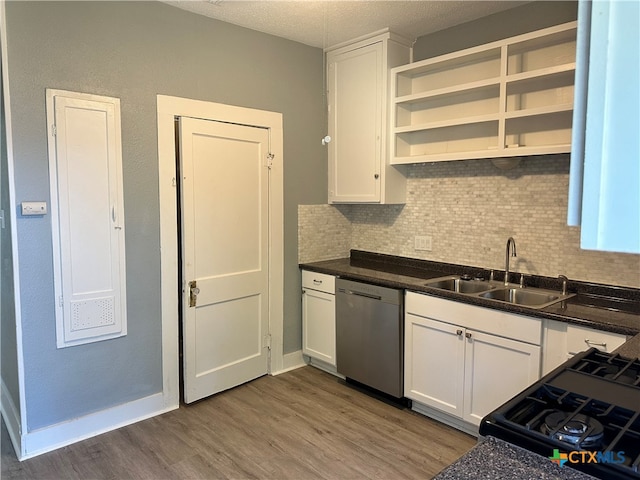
[299,155,640,288]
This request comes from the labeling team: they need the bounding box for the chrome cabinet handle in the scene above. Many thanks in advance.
[313,279,323,285]
[585,339,606,349]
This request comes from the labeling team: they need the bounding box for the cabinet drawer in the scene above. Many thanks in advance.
[566,324,627,355]
[302,270,335,294]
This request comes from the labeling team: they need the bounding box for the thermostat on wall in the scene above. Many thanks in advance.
[21,201,47,216]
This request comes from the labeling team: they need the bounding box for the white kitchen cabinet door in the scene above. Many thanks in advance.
[47,89,126,348]
[302,287,336,366]
[326,30,411,204]
[328,41,381,203]
[463,330,540,426]
[404,314,465,417]
[302,270,336,365]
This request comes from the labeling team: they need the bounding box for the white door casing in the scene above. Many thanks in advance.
[180,117,270,403]
[156,95,284,409]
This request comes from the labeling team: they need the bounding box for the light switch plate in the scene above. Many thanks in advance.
[21,201,47,216]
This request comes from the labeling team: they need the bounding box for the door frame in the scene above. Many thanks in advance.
[157,95,284,407]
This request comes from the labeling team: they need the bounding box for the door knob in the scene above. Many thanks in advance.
[189,281,200,307]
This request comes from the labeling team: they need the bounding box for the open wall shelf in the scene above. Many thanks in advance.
[391,21,577,164]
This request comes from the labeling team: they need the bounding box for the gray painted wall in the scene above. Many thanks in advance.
[414,1,578,61]
[1,43,20,417]
[5,1,325,431]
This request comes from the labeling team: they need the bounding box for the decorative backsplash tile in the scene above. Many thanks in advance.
[299,155,640,288]
[298,204,351,263]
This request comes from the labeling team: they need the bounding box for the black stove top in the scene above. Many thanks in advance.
[480,349,640,480]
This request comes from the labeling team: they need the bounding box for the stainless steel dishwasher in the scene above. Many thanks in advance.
[335,278,404,399]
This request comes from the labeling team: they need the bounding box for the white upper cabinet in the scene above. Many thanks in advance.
[326,29,412,204]
[390,22,577,164]
[568,0,639,254]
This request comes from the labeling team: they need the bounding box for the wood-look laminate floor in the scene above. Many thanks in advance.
[1,366,476,480]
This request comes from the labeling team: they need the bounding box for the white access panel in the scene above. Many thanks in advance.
[47,89,127,348]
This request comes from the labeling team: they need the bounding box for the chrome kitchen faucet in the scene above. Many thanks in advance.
[505,237,517,286]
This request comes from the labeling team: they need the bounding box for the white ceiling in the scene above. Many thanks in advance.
[163,0,529,49]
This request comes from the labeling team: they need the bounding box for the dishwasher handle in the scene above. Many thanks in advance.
[337,288,382,301]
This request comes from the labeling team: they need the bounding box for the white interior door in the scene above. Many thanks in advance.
[180,116,270,404]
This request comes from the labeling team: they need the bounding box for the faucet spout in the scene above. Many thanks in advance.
[505,237,517,286]
[558,275,568,295]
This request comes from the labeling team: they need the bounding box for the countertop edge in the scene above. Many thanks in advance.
[432,436,599,480]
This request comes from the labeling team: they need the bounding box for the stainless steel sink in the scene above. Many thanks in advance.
[422,275,575,310]
[424,276,496,294]
[479,287,574,309]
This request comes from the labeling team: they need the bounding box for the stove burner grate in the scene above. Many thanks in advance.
[573,352,640,387]
[540,411,605,448]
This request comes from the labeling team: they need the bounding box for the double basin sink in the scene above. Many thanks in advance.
[423,275,574,310]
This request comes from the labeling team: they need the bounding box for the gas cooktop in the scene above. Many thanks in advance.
[480,348,640,479]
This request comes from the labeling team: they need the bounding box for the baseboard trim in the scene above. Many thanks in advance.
[271,349,305,375]
[307,357,344,378]
[19,392,178,460]
[1,378,22,460]
[411,401,479,437]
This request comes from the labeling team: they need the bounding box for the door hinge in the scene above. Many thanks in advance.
[59,295,64,307]
[264,333,272,350]
[189,280,200,308]
[51,124,57,136]
[266,153,274,169]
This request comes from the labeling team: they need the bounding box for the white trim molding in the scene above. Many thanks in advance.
[1,0,29,457]
[275,350,306,375]
[18,393,174,460]
[1,378,22,459]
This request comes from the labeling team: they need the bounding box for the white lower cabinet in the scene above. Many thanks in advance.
[405,292,541,429]
[405,314,465,417]
[463,328,540,426]
[542,320,628,375]
[301,270,336,366]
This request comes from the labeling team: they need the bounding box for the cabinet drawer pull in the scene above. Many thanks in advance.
[313,279,323,285]
[456,329,463,336]
[465,332,472,339]
[585,339,607,349]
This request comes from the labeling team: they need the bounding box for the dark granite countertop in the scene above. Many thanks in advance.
[433,436,598,480]
[300,250,640,359]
